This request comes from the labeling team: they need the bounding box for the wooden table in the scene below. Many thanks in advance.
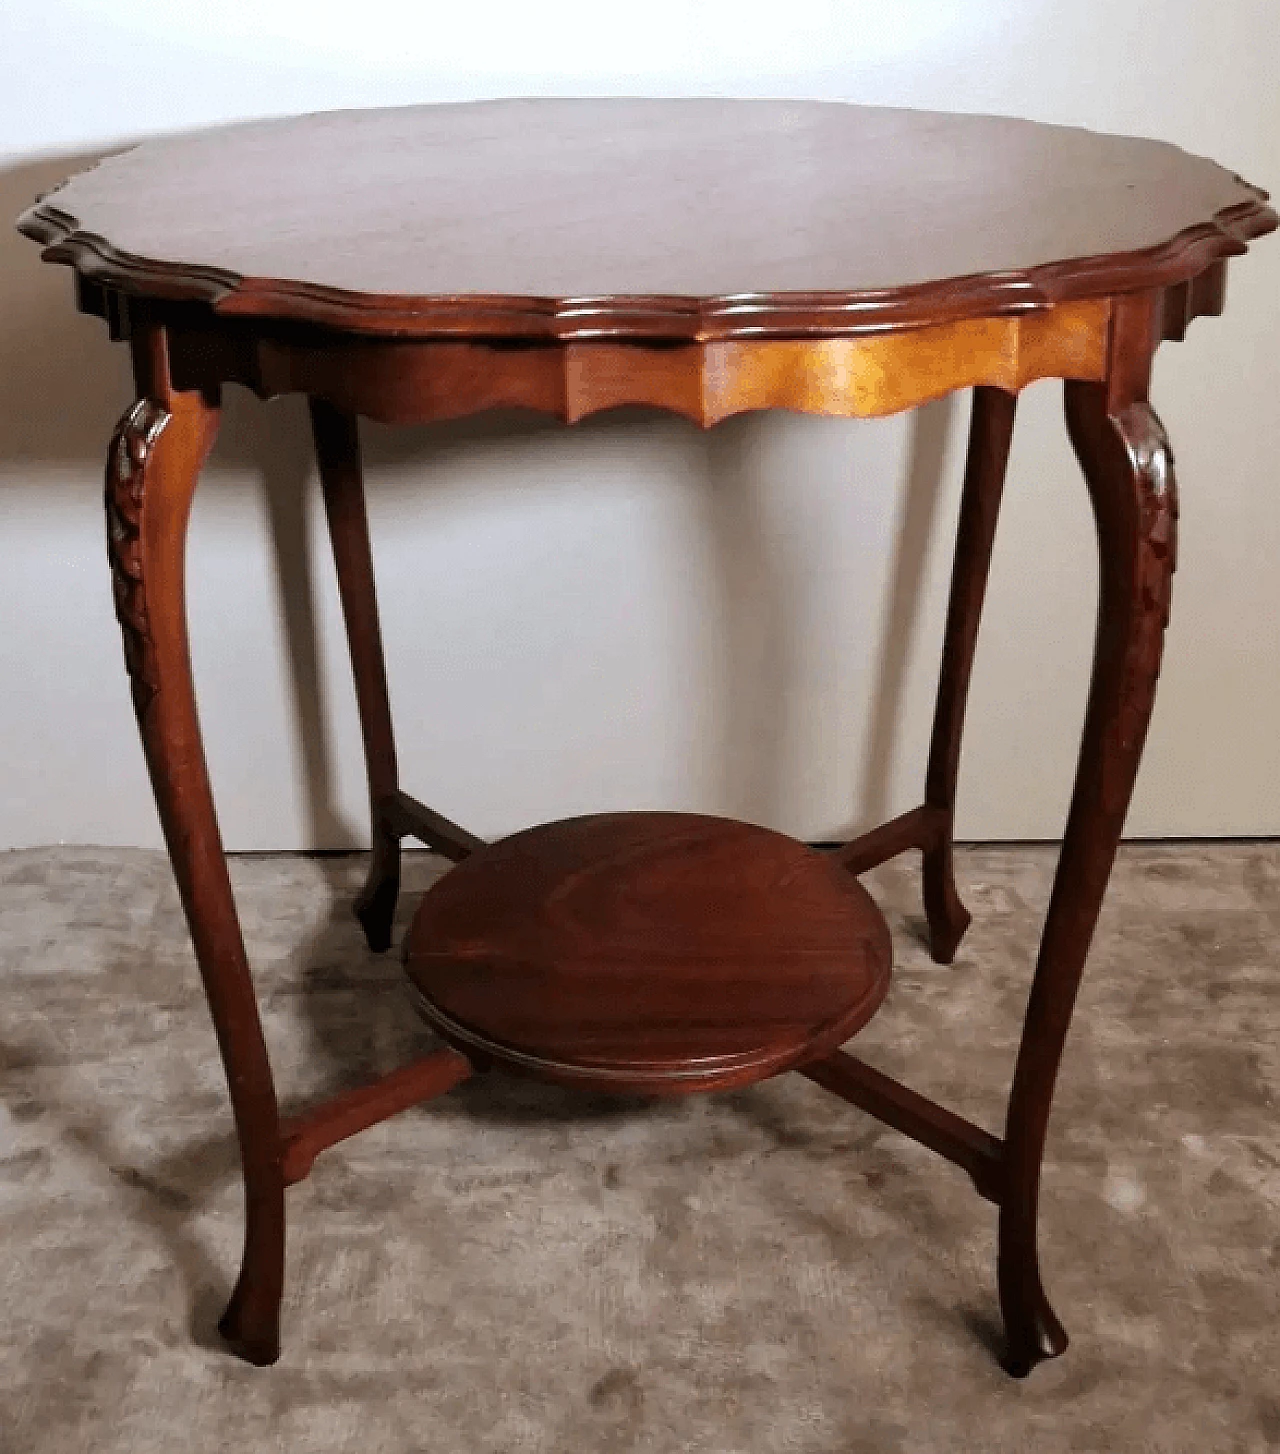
[18,99,1275,1377]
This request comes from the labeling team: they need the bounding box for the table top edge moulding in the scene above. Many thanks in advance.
[14,97,1276,1379]
[16,99,1277,344]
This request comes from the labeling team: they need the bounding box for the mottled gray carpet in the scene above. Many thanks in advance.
[0,843,1276,1453]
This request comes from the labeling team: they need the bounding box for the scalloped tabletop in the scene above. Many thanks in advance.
[18,99,1276,340]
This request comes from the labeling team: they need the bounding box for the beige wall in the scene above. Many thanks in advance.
[1,1,1277,850]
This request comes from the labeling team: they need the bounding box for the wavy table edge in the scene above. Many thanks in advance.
[16,180,1277,342]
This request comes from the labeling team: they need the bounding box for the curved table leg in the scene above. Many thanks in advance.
[998,380,1177,1376]
[922,386,1017,962]
[309,399,402,952]
[115,329,285,1366]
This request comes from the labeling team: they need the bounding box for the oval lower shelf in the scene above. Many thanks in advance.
[403,812,892,1095]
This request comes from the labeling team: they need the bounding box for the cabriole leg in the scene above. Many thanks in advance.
[921,386,1017,962]
[998,380,1177,1376]
[309,398,402,951]
[115,327,285,1365]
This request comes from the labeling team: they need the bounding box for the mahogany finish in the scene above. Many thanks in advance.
[310,403,483,950]
[19,101,1274,340]
[831,804,943,876]
[404,813,892,1095]
[160,299,1113,427]
[997,378,1180,1374]
[923,386,1018,963]
[111,335,285,1367]
[800,1050,1004,1205]
[17,99,1274,1378]
[383,789,485,862]
[280,1049,473,1187]
[309,398,404,952]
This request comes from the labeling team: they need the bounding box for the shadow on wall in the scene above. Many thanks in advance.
[1,147,961,849]
[700,397,956,838]
[0,150,969,1332]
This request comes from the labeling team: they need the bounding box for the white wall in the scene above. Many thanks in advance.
[1,1,1277,850]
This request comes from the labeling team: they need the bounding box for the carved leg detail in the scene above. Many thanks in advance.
[998,382,1177,1377]
[922,387,1017,963]
[309,399,402,952]
[109,347,286,1366]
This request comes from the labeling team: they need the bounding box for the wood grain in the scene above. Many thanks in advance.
[404,813,893,1095]
[28,99,1273,1375]
[18,100,1275,342]
[155,297,1108,428]
[113,335,286,1368]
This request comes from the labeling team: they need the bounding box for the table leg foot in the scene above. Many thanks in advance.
[353,819,401,952]
[921,835,971,964]
[997,1225,1069,1377]
[217,1119,286,1366]
[219,1269,283,1367]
